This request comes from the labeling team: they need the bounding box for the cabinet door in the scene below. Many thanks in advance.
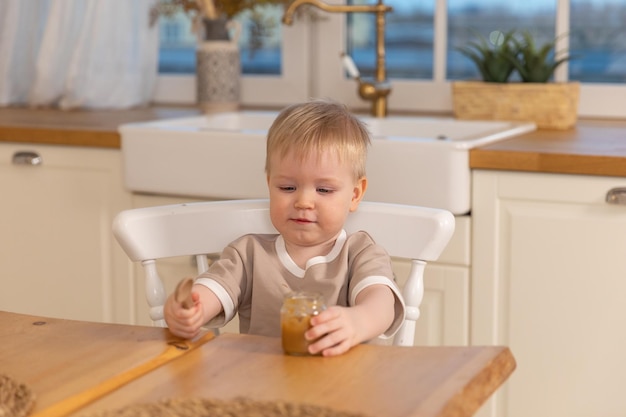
[472,170,626,417]
[0,144,132,323]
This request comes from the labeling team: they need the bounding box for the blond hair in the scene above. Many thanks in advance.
[265,98,371,181]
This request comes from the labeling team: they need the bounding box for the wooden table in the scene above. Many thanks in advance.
[0,311,516,417]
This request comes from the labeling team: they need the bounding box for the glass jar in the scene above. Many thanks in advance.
[280,292,326,356]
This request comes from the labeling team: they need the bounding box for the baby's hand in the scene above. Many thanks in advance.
[304,285,396,357]
[164,291,205,339]
[305,306,360,357]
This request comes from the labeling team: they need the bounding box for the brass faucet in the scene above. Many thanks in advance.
[282,0,393,117]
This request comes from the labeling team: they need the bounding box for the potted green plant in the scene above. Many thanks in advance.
[452,29,579,130]
[455,29,520,83]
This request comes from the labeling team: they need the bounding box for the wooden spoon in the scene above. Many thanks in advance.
[174,277,195,309]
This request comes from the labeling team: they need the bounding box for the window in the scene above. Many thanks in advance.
[158,7,285,75]
[446,1,557,81]
[153,5,309,105]
[348,0,434,80]
[155,0,626,118]
[569,0,626,84]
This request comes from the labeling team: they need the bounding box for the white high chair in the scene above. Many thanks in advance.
[112,199,455,347]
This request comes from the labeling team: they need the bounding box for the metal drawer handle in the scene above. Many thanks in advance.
[12,151,43,166]
[606,187,626,205]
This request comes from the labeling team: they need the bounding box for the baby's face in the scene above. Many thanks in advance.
[266,149,366,252]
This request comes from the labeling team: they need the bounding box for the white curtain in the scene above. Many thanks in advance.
[0,0,158,109]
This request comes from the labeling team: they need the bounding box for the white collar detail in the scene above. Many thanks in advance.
[275,230,348,278]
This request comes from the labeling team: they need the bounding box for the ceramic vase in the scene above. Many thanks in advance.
[196,17,241,113]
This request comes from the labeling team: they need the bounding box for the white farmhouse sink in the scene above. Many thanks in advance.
[119,111,535,214]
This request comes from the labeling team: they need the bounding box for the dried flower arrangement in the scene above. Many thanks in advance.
[150,0,291,22]
[150,0,293,48]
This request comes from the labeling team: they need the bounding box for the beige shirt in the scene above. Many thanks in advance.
[196,229,405,339]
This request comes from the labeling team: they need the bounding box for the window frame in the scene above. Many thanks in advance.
[153,23,310,106]
[153,0,626,119]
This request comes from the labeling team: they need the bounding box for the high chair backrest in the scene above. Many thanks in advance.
[112,199,455,346]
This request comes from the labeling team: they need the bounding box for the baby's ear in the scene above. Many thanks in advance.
[350,177,368,211]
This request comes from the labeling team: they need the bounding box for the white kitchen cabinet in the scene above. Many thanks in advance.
[129,194,470,345]
[472,170,626,417]
[0,143,133,323]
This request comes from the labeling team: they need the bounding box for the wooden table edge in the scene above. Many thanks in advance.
[440,346,516,417]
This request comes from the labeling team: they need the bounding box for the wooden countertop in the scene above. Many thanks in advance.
[0,106,202,148]
[470,119,626,177]
[1,106,626,177]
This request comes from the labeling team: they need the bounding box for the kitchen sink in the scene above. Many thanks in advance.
[119,111,535,214]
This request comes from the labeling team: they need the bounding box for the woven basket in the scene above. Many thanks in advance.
[452,81,580,130]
